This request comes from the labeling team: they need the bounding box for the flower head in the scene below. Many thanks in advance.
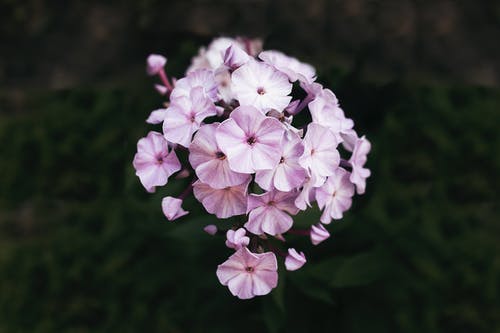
[216,105,285,174]
[216,247,278,299]
[132,131,181,192]
[244,190,299,235]
[231,60,292,113]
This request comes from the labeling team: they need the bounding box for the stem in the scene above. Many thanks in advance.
[339,158,352,170]
[158,68,173,91]
[294,93,314,114]
[178,178,197,200]
[244,38,252,55]
[287,229,310,236]
[266,240,287,258]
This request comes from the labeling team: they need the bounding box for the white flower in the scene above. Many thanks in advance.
[231,60,292,113]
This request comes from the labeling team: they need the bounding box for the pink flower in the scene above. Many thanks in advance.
[231,60,292,113]
[285,248,307,271]
[216,247,278,299]
[161,196,189,221]
[203,224,218,235]
[223,44,250,70]
[216,105,285,174]
[132,131,181,192]
[193,179,250,219]
[171,69,219,102]
[244,190,299,235]
[146,108,167,124]
[348,135,371,195]
[225,228,250,250]
[259,50,316,84]
[316,168,355,223]
[255,133,306,192]
[308,89,353,141]
[310,223,330,245]
[146,54,167,75]
[163,87,218,147]
[294,175,317,210]
[299,123,340,186]
[189,123,250,189]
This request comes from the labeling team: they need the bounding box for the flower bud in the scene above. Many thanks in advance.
[146,54,167,76]
[285,248,306,271]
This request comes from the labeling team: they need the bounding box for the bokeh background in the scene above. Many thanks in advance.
[1,1,499,332]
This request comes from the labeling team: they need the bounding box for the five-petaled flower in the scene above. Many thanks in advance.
[216,247,278,299]
[133,131,181,192]
[216,105,285,174]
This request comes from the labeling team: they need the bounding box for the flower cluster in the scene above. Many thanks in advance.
[133,37,371,299]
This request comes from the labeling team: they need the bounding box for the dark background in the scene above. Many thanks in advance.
[0,1,499,332]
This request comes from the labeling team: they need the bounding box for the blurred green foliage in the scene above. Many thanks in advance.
[0,76,498,332]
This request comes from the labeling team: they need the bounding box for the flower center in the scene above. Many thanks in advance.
[156,156,164,164]
[245,266,254,273]
[215,151,226,160]
[310,148,315,155]
[279,157,285,164]
[247,136,257,145]
[257,87,266,95]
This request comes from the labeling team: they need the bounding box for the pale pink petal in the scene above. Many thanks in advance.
[161,196,189,221]
[227,273,254,299]
[203,224,218,235]
[310,223,330,245]
[146,108,168,124]
[223,44,250,70]
[285,248,307,271]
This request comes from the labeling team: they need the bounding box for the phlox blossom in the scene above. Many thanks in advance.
[216,247,278,299]
[132,131,181,192]
[231,60,292,112]
[193,179,250,219]
[316,168,355,223]
[244,190,299,235]
[216,105,284,174]
[163,87,218,147]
